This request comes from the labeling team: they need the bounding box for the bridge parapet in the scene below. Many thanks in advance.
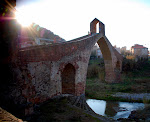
[18,34,98,63]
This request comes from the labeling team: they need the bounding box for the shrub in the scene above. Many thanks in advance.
[98,67,105,81]
[122,57,148,73]
[87,63,105,80]
[126,55,135,60]
[87,64,99,78]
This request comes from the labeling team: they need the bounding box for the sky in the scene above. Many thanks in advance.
[16,0,150,50]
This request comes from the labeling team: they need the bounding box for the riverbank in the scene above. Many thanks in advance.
[27,95,112,122]
[116,105,150,121]
[86,59,150,101]
[112,93,150,102]
[0,95,113,122]
[86,60,150,103]
[86,78,150,103]
[127,105,150,121]
[85,59,150,121]
[86,98,149,121]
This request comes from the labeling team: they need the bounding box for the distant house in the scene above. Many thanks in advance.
[35,38,54,45]
[131,44,148,59]
[121,46,127,52]
[97,48,103,58]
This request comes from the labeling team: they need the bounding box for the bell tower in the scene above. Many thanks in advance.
[90,18,105,35]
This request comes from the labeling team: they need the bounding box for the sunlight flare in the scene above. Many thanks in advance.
[15,10,33,27]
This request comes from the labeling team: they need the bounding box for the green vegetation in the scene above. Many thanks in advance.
[86,58,150,102]
[87,58,105,81]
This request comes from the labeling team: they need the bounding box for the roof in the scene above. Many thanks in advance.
[90,18,103,24]
[91,18,100,23]
[131,44,148,49]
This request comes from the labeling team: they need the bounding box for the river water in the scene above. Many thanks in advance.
[86,99,146,120]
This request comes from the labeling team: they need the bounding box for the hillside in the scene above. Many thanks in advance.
[19,23,66,43]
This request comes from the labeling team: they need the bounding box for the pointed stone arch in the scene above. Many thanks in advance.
[90,18,123,83]
[61,63,75,95]
[97,37,115,82]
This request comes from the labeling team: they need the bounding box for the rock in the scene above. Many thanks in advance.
[0,107,23,122]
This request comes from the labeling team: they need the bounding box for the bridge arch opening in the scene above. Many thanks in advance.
[97,37,113,82]
[87,37,113,83]
[97,37,112,60]
[62,63,75,95]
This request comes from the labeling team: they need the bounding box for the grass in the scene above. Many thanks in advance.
[87,58,105,80]
[89,58,104,65]
[86,78,135,102]
[86,58,150,102]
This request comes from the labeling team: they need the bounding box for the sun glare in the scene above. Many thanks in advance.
[15,10,33,27]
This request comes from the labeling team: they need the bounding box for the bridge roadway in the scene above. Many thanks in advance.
[18,33,98,61]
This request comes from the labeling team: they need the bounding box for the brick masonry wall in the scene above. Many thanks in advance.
[4,33,123,116]
[7,34,96,115]
[14,33,122,101]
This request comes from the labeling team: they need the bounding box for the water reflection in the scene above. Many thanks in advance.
[86,99,106,115]
[105,101,118,117]
[86,99,145,120]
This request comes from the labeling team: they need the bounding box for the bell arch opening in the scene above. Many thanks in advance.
[61,63,75,95]
[96,22,100,33]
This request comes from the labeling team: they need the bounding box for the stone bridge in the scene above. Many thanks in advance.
[0,0,123,116]
[10,18,123,114]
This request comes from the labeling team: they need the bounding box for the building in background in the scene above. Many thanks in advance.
[97,48,103,58]
[120,46,127,54]
[131,44,148,59]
